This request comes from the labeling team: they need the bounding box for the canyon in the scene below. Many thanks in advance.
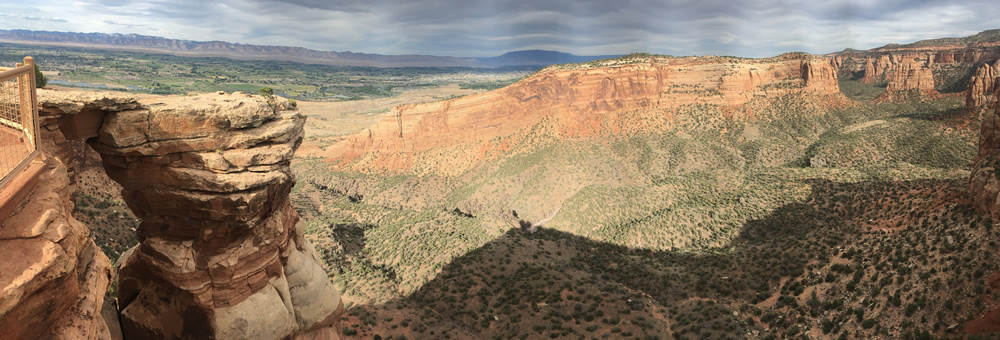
[4,28,1000,339]
[320,30,1000,177]
[328,53,842,174]
[835,29,1000,100]
[297,30,1000,339]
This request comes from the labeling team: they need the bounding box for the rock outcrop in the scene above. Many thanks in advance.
[878,57,939,99]
[836,30,1000,100]
[970,87,1000,219]
[35,90,344,339]
[860,54,896,83]
[0,155,113,340]
[967,61,1000,111]
[331,54,841,162]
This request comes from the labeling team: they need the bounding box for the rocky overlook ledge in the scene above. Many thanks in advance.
[33,90,344,339]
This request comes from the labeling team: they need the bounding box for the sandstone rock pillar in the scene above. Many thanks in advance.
[967,61,1000,112]
[85,92,342,339]
[971,88,1000,219]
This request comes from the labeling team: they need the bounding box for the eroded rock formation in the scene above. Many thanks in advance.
[0,156,113,339]
[861,54,896,83]
[837,34,1000,100]
[0,90,137,340]
[879,57,939,99]
[967,61,1000,111]
[970,87,1000,219]
[331,54,841,162]
[840,52,942,100]
[35,90,344,339]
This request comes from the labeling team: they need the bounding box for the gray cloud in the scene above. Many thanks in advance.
[1,0,999,57]
[0,13,69,23]
[254,0,374,12]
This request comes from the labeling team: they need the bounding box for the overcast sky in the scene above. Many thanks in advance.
[2,0,999,57]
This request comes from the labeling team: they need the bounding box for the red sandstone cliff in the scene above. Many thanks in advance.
[971,83,1000,215]
[967,61,1000,111]
[0,155,113,340]
[860,54,898,83]
[2,90,346,340]
[329,54,840,167]
[0,91,140,340]
[878,56,939,100]
[836,32,1000,99]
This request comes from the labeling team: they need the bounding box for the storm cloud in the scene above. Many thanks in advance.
[2,0,998,57]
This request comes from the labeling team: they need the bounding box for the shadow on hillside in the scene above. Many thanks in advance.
[342,177,971,337]
[937,67,978,94]
[893,106,966,122]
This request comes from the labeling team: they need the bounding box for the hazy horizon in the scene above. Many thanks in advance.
[2,1,999,58]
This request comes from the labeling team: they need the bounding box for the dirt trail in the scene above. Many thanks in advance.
[529,204,563,231]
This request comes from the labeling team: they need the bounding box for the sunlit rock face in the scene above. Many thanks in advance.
[881,58,937,95]
[37,90,344,339]
[330,54,841,172]
[0,157,113,340]
[967,61,1000,111]
[971,87,1000,220]
[839,38,1000,101]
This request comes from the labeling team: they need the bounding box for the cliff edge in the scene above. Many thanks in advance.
[2,89,346,339]
[0,155,113,339]
[329,53,841,172]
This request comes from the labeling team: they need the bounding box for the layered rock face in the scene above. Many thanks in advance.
[860,54,897,83]
[852,53,940,99]
[0,91,133,340]
[967,61,1000,110]
[36,90,344,339]
[840,44,1000,98]
[882,58,937,94]
[970,87,1000,219]
[0,157,113,339]
[331,54,840,161]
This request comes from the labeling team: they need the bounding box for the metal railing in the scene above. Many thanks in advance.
[0,57,40,189]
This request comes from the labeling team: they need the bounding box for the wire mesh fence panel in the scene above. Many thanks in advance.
[0,64,37,184]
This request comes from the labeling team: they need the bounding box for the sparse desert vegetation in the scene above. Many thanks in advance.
[288,71,1000,338]
[25,38,1000,339]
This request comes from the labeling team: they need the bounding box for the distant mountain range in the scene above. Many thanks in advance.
[0,29,619,68]
[477,50,619,67]
[872,29,1000,51]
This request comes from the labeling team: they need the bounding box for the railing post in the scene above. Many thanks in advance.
[24,57,38,152]
[17,60,29,148]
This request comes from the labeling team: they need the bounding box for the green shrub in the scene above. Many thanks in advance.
[259,87,276,109]
[862,319,876,329]
[34,63,47,88]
